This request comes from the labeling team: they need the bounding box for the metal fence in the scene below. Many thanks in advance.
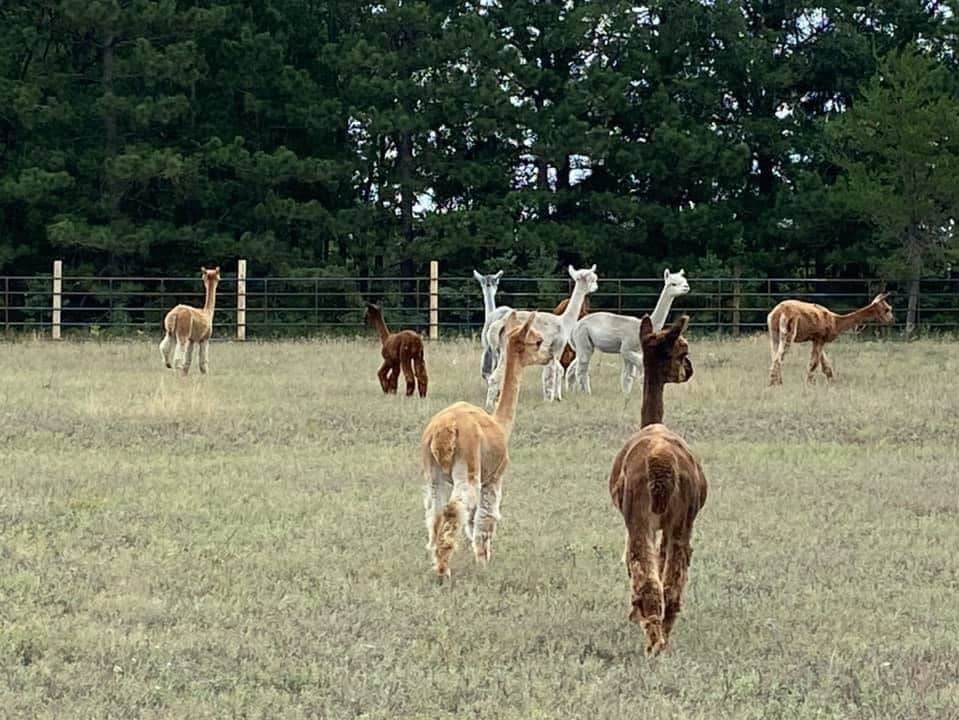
[1,269,957,338]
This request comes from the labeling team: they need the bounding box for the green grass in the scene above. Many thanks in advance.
[2,334,958,719]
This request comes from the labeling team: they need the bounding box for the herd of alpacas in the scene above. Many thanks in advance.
[160,265,895,656]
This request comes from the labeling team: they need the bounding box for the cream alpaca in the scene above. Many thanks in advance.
[159,267,220,376]
[421,312,544,580]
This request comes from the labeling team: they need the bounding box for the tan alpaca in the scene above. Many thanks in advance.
[767,292,894,385]
[159,267,220,376]
[609,315,707,655]
[421,312,544,580]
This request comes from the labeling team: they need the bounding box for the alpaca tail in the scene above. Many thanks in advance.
[432,497,467,577]
[428,423,457,474]
[646,451,677,515]
[413,351,428,397]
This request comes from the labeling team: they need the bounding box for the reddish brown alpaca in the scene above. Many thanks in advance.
[553,295,590,371]
[364,302,428,397]
[767,293,894,385]
[608,315,707,655]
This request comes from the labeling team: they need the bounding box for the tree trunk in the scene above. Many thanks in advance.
[102,32,119,213]
[906,276,920,337]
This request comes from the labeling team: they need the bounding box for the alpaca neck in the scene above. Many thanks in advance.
[492,348,524,438]
[640,366,666,427]
[482,286,497,318]
[369,312,390,345]
[649,287,676,332]
[560,282,588,335]
[835,304,875,334]
[202,281,218,317]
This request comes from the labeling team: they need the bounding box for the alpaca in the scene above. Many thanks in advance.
[364,302,429,397]
[767,292,894,385]
[484,265,598,409]
[473,269,512,381]
[552,294,590,374]
[421,312,544,580]
[159,266,220,376]
[570,269,689,394]
[608,314,706,655]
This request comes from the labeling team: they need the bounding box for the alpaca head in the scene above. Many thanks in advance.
[201,266,221,285]
[868,292,895,324]
[363,301,382,326]
[663,268,690,298]
[504,311,544,366]
[568,264,599,294]
[640,314,693,384]
[473,269,504,294]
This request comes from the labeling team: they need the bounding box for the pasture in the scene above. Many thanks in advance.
[2,335,958,719]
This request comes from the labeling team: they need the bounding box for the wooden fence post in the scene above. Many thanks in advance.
[237,258,247,341]
[429,260,439,340]
[52,260,62,340]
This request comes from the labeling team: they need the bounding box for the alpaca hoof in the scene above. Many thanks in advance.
[646,638,667,657]
[165,362,172,369]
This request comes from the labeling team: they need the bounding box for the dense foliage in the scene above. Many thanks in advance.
[1,1,957,302]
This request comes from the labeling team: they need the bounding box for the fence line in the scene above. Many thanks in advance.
[0,260,957,338]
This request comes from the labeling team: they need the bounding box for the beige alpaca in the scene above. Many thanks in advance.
[421,312,544,580]
[608,315,707,655]
[767,292,894,385]
[159,267,220,376]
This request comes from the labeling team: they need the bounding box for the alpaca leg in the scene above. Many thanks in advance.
[197,340,210,374]
[805,343,822,384]
[541,364,553,401]
[660,531,693,644]
[473,479,503,564]
[432,457,479,578]
[401,355,416,396]
[621,350,642,395]
[377,360,392,393]
[768,322,795,386]
[413,352,428,397]
[159,333,175,369]
[626,524,666,655]
[820,348,835,381]
[576,345,594,395]
[180,341,195,377]
[424,465,452,552]
[173,337,187,372]
[386,362,400,394]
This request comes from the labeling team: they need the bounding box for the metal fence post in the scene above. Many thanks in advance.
[52,260,62,340]
[429,260,439,340]
[237,259,247,340]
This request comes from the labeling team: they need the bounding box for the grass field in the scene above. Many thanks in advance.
[2,333,958,719]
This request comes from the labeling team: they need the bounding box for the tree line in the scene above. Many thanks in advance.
[1,1,957,331]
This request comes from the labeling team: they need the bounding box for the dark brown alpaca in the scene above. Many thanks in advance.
[363,302,428,397]
[553,295,590,371]
[767,293,894,385]
[608,315,707,655]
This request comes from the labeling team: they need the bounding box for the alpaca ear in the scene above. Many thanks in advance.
[473,269,483,281]
[504,310,521,332]
[665,315,690,341]
[639,315,654,341]
[494,270,503,280]
[664,268,670,282]
[590,264,596,273]
[201,266,207,273]
[214,266,220,273]
[679,268,685,275]
[521,311,537,336]
[568,265,576,279]
[876,291,891,302]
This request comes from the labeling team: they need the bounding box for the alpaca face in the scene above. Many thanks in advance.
[870,293,895,324]
[363,303,380,326]
[641,315,694,384]
[504,312,544,366]
[201,266,221,283]
[663,268,689,297]
[568,264,599,294]
[473,270,503,294]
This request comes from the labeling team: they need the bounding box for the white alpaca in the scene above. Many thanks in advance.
[485,265,598,409]
[473,270,512,381]
[569,269,689,394]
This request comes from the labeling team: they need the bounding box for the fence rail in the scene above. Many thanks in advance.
[1,261,957,338]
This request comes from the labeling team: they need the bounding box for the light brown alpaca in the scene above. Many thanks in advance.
[159,267,220,376]
[767,293,894,385]
[363,302,428,397]
[421,312,543,580]
[608,315,706,655]
[553,295,590,371]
